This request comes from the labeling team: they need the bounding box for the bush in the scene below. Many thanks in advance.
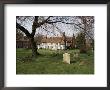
[76,32,87,53]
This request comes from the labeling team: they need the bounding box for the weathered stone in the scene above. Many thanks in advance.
[74,51,79,58]
[74,53,79,58]
[63,53,70,64]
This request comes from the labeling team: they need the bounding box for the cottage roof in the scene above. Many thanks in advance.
[16,36,73,45]
[41,37,72,44]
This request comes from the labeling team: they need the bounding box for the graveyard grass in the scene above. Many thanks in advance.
[16,48,94,74]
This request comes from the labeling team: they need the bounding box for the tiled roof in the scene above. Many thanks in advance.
[41,37,72,44]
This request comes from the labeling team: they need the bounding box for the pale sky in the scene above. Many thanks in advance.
[17,16,93,38]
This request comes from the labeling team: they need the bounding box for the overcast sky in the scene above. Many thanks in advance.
[17,16,93,38]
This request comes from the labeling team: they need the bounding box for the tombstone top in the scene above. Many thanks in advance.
[64,53,70,55]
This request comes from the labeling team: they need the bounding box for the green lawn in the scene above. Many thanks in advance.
[16,48,94,74]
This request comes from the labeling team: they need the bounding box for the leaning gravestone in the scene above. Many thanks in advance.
[63,53,70,64]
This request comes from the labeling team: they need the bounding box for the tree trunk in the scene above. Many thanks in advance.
[80,17,87,53]
[71,33,75,48]
[63,32,67,50]
[80,38,87,53]
[30,37,39,57]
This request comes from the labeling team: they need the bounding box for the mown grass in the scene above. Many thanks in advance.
[16,48,94,74]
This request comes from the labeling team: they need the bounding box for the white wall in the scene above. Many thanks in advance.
[38,43,65,50]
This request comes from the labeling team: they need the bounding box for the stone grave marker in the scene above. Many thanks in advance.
[63,53,70,64]
[74,50,79,58]
[74,52,79,58]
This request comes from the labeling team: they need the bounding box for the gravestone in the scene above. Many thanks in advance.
[63,53,70,64]
[74,50,79,58]
[74,53,79,58]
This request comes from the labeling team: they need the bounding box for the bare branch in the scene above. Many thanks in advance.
[47,20,93,40]
[31,16,39,36]
[39,16,52,26]
[31,16,52,37]
[16,22,31,37]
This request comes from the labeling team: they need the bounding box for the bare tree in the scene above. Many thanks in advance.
[73,16,94,52]
[16,16,51,57]
[16,16,94,57]
[16,16,70,57]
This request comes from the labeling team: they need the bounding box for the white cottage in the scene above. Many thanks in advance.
[37,36,73,50]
